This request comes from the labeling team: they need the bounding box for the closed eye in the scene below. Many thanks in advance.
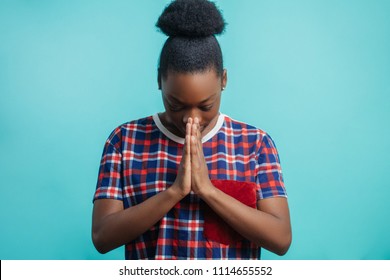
[167,102,185,112]
[200,105,213,111]
[168,105,184,112]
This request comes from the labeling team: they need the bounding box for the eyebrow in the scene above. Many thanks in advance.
[167,93,217,105]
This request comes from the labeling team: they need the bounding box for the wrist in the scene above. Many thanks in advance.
[168,182,188,200]
[197,181,217,200]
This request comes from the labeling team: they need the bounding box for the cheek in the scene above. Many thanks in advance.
[202,110,219,124]
[165,111,183,124]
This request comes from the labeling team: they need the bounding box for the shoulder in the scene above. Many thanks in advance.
[105,115,156,150]
[222,114,269,139]
[221,114,278,151]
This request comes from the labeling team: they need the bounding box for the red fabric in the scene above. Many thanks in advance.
[203,179,258,245]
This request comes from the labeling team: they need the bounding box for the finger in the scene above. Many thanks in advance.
[191,118,197,138]
[181,121,192,167]
[185,134,191,156]
[192,118,204,157]
[196,134,205,165]
[190,118,204,161]
[186,118,193,157]
[191,122,199,158]
[181,135,191,171]
[194,117,202,140]
[190,134,197,156]
[190,135,201,170]
[192,120,202,153]
[186,119,192,138]
[185,125,192,159]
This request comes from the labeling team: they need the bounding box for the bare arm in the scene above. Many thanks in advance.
[190,117,291,255]
[92,187,183,254]
[199,188,291,255]
[92,121,193,254]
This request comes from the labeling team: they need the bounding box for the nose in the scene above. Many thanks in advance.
[182,109,202,124]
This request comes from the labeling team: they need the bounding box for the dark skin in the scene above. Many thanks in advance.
[92,68,292,255]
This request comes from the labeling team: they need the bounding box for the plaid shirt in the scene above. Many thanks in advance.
[94,113,286,259]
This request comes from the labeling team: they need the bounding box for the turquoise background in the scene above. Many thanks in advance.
[1,0,389,260]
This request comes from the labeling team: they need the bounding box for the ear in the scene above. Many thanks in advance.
[221,69,227,90]
[157,68,162,90]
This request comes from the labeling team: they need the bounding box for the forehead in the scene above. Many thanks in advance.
[162,70,220,103]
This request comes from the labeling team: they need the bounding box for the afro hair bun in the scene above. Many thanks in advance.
[156,0,226,37]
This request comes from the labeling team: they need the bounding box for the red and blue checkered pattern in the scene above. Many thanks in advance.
[94,114,286,259]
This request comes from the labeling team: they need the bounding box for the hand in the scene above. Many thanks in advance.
[190,117,214,196]
[170,118,192,198]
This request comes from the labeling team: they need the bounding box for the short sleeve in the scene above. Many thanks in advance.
[256,133,287,199]
[93,129,123,202]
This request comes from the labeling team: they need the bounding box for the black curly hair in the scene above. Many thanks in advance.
[156,0,226,88]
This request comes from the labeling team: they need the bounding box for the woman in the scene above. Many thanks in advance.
[92,0,291,260]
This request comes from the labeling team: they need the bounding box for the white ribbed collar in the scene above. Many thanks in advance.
[152,113,225,144]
